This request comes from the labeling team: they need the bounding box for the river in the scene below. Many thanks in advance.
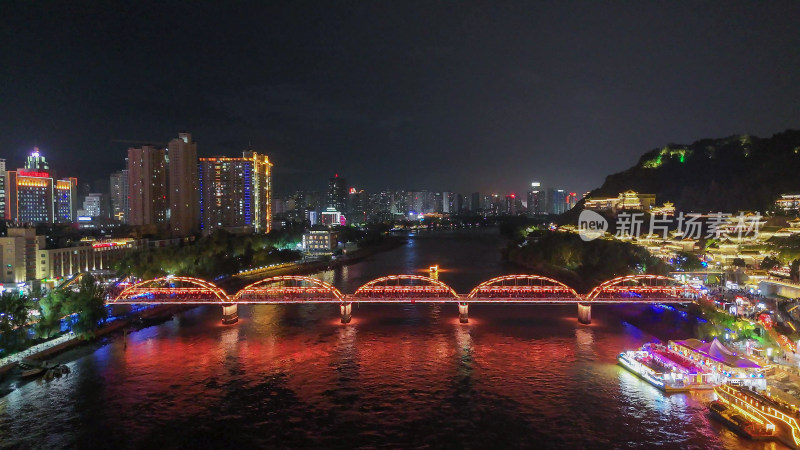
[0,229,782,448]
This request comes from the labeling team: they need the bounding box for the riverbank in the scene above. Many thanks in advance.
[0,235,406,385]
[0,304,191,380]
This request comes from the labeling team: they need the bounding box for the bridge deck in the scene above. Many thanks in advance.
[109,296,693,304]
[110,274,700,306]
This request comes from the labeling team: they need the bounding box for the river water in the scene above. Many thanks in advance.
[0,229,783,449]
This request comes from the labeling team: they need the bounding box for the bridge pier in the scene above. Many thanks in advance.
[340,302,352,324]
[221,303,239,324]
[458,302,469,323]
[577,303,591,324]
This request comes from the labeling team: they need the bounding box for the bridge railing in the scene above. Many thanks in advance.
[109,274,700,304]
[353,286,457,299]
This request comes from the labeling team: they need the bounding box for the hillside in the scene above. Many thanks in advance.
[588,129,800,213]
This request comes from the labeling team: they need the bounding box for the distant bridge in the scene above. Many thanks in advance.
[109,274,699,324]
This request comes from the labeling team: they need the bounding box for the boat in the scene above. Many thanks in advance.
[18,359,69,380]
[707,400,776,439]
[20,367,45,378]
[19,358,43,369]
[618,351,693,392]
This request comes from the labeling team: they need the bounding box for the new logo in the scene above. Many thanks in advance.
[578,210,608,241]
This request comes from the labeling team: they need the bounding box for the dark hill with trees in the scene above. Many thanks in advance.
[588,129,800,212]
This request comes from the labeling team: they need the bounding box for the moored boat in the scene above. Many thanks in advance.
[707,400,776,440]
[618,351,695,392]
[20,367,44,378]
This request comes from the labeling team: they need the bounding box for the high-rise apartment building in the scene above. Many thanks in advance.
[457,194,469,213]
[390,191,407,216]
[527,182,545,215]
[547,188,568,215]
[327,174,347,212]
[442,192,453,214]
[55,178,78,222]
[110,170,129,223]
[470,192,480,212]
[367,190,395,222]
[127,145,168,226]
[305,191,322,219]
[198,150,272,235]
[167,133,199,236]
[505,194,519,215]
[346,188,368,223]
[245,150,272,233]
[566,192,579,210]
[0,159,6,221]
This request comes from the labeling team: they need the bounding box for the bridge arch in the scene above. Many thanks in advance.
[234,275,344,303]
[354,275,459,300]
[468,275,580,300]
[112,276,230,303]
[586,274,699,302]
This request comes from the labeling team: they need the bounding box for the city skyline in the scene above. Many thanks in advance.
[2,2,799,196]
[0,141,581,207]
[0,145,580,235]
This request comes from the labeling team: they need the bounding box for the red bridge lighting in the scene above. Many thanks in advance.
[109,274,700,325]
[111,274,698,305]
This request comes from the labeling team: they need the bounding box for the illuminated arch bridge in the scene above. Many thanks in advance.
[110,274,699,325]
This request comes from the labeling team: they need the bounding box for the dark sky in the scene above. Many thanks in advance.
[2,1,799,196]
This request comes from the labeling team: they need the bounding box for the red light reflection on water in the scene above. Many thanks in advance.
[33,304,762,448]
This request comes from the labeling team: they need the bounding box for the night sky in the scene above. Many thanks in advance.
[2,1,799,196]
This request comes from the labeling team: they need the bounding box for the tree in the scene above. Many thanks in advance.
[760,256,781,271]
[36,289,68,339]
[66,274,108,338]
[791,259,800,283]
[507,230,670,292]
[0,292,32,353]
[674,252,704,271]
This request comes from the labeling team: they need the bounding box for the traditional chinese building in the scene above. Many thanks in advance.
[584,190,657,213]
[775,194,800,212]
[772,218,800,238]
[651,201,676,216]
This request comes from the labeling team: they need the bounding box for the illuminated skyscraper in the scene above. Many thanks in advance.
[367,190,394,222]
[25,148,49,171]
[527,182,545,215]
[327,174,347,212]
[7,170,53,223]
[168,133,199,236]
[505,194,518,215]
[547,188,568,215]
[0,159,6,220]
[198,150,272,234]
[127,145,167,226]
[55,178,78,222]
[110,170,129,223]
[566,192,579,210]
[442,192,454,214]
[346,188,368,223]
[6,149,78,224]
